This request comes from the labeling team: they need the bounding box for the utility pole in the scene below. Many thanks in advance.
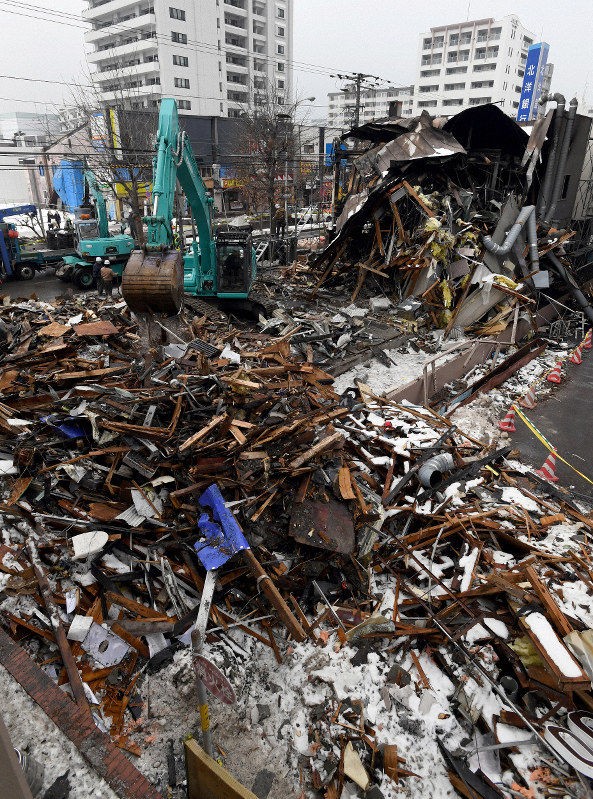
[331,71,385,129]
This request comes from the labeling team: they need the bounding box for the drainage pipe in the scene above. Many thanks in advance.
[483,205,536,256]
[544,97,578,225]
[536,92,566,218]
[547,250,593,326]
[526,208,540,273]
[418,453,455,489]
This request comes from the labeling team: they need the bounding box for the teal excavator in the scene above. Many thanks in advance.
[122,98,256,315]
[59,169,135,288]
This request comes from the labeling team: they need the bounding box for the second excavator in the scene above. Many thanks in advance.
[122,98,257,315]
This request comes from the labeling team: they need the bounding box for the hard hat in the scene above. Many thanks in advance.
[95,257,102,262]
[104,259,111,265]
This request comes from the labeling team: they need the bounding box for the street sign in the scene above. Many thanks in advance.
[193,654,236,705]
[517,42,550,123]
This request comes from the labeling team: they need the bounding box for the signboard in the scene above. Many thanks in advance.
[193,654,236,705]
[517,42,550,123]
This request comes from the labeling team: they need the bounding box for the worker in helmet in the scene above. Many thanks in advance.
[93,257,103,294]
[100,259,115,298]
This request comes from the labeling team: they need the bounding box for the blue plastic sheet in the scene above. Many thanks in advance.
[52,160,85,212]
[194,483,249,570]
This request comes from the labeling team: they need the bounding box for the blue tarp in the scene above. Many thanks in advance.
[53,159,85,211]
[194,483,250,570]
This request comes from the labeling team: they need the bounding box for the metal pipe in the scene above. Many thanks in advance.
[526,207,540,272]
[537,92,566,218]
[544,97,578,225]
[547,251,593,326]
[418,453,455,488]
[483,205,535,256]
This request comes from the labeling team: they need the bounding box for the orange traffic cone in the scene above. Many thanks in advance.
[583,330,592,350]
[570,345,583,365]
[547,362,563,384]
[519,386,537,409]
[535,451,559,482]
[499,406,516,432]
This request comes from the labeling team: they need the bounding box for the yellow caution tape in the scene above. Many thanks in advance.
[512,405,593,486]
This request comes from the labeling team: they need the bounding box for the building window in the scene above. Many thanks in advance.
[423,37,432,49]
[169,7,185,20]
[449,33,459,46]
[473,63,496,72]
[443,99,463,106]
[278,79,284,89]
[418,100,437,108]
[460,32,472,44]
[277,62,284,71]
[446,66,467,75]
[174,77,190,88]
[178,100,191,110]
[171,31,187,43]
[421,69,440,77]
[469,97,492,105]
[277,44,285,54]
[444,82,465,90]
[173,55,188,66]
[277,25,284,36]
[470,80,494,89]
[277,5,285,17]
[419,84,439,93]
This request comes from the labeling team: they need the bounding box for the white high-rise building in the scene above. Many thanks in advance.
[412,15,541,117]
[327,84,415,130]
[83,0,293,117]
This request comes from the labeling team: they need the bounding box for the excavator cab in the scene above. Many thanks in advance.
[215,229,254,296]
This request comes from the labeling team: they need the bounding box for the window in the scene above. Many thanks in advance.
[418,100,437,108]
[433,36,444,47]
[278,79,284,88]
[178,100,191,110]
[444,82,465,90]
[174,77,190,88]
[277,25,284,36]
[515,85,522,93]
[171,31,187,43]
[449,33,459,46]
[470,80,493,89]
[446,66,467,75]
[419,84,439,93]
[277,5,285,17]
[421,69,440,77]
[277,44,285,54]
[277,61,284,71]
[460,32,472,44]
[473,63,496,72]
[423,37,432,49]
[169,7,185,20]
[443,98,463,106]
[469,97,492,105]
[173,54,188,66]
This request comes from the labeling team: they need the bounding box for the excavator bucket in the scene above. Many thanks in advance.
[121,249,184,315]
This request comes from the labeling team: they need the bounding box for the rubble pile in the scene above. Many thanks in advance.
[1,294,593,797]
[314,107,575,339]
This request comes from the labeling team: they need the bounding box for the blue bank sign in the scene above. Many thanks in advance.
[517,42,550,123]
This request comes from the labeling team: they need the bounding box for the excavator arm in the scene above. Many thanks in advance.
[122,98,215,314]
[84,170,109,238]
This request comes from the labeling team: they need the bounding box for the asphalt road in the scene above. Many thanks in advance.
[1,268,72,302]
[510,344,593,502]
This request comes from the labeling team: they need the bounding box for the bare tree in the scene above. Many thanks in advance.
[66,66,159,244]
[233,82,300,234]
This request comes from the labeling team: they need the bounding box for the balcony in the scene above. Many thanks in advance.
[93,60,159,83]
[227,71,247,85]
[225,33,247,49]
[83,0,152,21]
[224,0,246,9]
[225,13,246,29]
[99,86,161,104]
[85,12,156,43]
[88,37,156,62]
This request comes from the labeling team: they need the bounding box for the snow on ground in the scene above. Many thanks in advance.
[0,664,119,799]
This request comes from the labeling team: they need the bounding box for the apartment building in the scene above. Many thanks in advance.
[327,84,414,130]
[412,15,542,118]
[83,0,293,116]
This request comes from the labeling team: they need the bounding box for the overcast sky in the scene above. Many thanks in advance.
[1,0,592,119]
